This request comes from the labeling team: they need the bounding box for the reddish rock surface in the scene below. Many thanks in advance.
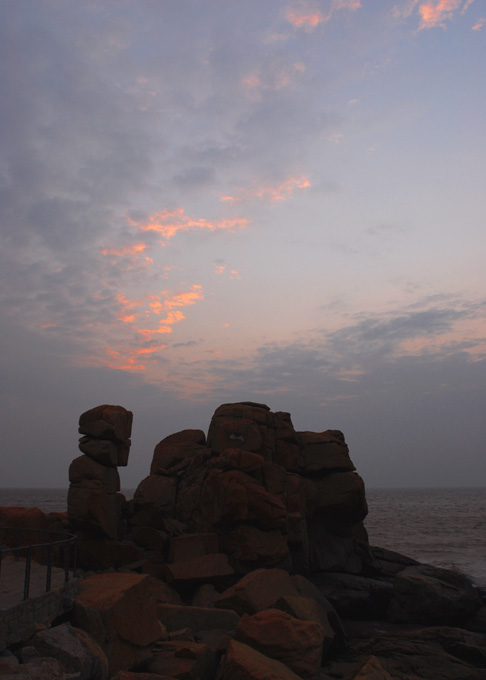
[162,553,235,585]
[235,608,325,679]
[217,639,303,680]
[127,401,369,574]
[146,640,217,680]
[78,404,133,445]
[214,568,300,615]
[73,573,163,675]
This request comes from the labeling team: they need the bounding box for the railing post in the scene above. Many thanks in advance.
[63,541,70,583]
[45,542,53,592]
[24,545,32,600]
[15,529,21,562]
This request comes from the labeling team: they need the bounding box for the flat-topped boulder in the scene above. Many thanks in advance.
[72,573,164,676]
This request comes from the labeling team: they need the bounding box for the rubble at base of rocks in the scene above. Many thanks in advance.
[0,401,484,680]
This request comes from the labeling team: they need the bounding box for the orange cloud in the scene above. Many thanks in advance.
[101,242,150,257]
[126,208,249,241]
[243,75,261,88]
[472,17,485,30]
[221,175,311,204]
[286,1,361,30]
[162,286,204,310]
[96,283,206,372]
[102,341,170,372]
[41,323,56,329]
[286,9,325,30]
[243,62,306,97]
[417,0,464,29]
[220,195,241,203]
[256,176,311,202]
[138,310,186,339]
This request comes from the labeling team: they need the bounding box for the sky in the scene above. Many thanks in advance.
[1,0,485,490]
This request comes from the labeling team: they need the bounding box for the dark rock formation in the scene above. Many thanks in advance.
[68,404,132,546]
[131,401,370,577]
[3,400,485,680]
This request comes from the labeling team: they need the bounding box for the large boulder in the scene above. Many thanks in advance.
[157,604,240,634]
[67,486,121,539]
[297,430,355,475]
[72,573,164,676]
[32,623,108,680]
[216,639,303,680]
[342,655,394,680]
[146,640,217,680]
[348,626,486,680]
[214,568,300,615]
[151,429,207,475]
[235,608,325,679]
[388,564,482,625]
[78,404,133,444]
[161,553,235,585]
[310,572,394,620]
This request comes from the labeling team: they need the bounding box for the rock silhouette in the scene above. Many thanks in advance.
[1,401,484,680]
[131,401,370,578]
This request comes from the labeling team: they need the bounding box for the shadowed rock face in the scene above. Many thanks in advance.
[68,405,133,540]
[132,401,370,576]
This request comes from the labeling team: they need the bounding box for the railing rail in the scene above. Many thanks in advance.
[0,527,77,600]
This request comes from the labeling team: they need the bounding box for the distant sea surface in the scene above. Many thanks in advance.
[1,486,485,586]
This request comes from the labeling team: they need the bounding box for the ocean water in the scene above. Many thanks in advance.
[1,486,484,586]
[365,487,486,587]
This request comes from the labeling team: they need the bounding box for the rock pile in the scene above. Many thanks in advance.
[67,405,133,540]
[131,401,370,579]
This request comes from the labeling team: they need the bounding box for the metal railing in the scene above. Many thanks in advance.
[0,527,77,600]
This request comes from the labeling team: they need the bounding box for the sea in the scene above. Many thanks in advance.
[1,486,485,587]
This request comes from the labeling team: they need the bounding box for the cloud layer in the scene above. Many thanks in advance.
[1,1,485,488]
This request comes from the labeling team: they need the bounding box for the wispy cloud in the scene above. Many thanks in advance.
[286,8,325,31]
[243,62,306,95]
[392,0,474,29]
[97,284,205,371]
[221,175,311,203]
[285,0,361,31]
[472,16,485,30]
[126,208,249,241]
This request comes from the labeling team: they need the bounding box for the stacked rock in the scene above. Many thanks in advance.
[132,401,369,576]
[67,405,133,540]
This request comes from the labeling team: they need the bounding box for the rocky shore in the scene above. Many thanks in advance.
[1,402,485,680]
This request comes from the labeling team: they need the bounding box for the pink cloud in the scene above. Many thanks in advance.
[286,9,325,30]
[417,0,468,30]
[256,176,311,202]
[94,284,206,371]
[221,175,311,204]
[472,16,485,30]
[126,208,249,241]
[285,1,361,31]
[101,242,150,257]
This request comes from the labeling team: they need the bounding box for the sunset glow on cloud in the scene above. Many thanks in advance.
[285,0,361,30]
[286,9,325,30]
[126,209,249,241]
[221,176,311,203]
[416,0,472,29]
[101,243,150,257]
